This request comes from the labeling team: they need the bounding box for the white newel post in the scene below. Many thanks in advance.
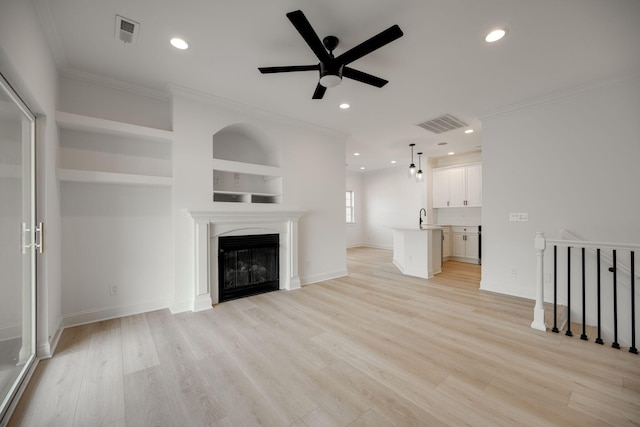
[531,231,547,331]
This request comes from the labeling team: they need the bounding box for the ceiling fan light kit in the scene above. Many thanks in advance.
[258,10,403,99]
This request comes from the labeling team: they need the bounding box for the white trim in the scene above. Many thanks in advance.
[188,210,305,307]
[32,0,68,69]
[301,269,349,286]
[479,71,640,120]
[62,299,170,328]
[170,85,347,140]
[0,323,20,342]
[60,68,170,101]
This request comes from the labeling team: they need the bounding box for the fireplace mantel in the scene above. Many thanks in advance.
[188,209,305,310]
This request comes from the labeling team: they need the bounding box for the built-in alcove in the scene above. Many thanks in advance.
[212,123,283,204]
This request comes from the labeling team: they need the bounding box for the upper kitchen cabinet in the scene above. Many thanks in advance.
[433,163,481,208]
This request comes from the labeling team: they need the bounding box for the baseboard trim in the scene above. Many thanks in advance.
[63,299,170,328]
[169,300,192,314]
[301,269,348,286]
[38,318,64,359]
[0,322,20,342]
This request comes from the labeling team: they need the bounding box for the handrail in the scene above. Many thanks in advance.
[545,239,640,251]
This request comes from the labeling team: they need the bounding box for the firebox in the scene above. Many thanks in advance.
[218,233,279,302]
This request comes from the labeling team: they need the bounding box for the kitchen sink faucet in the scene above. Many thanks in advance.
[419,208,426,227]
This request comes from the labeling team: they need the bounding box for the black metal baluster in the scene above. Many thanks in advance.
[581,247,588,340]
[612,249,620,349]
[630,251,638,354]
[552,245,559,333]
[595,248,604,345]
[566,246,573,337]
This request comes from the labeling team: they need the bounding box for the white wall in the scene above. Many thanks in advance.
[57,77,174,325]
[171,91,347,311]
[346,172,365,247]
[481,73,640,299]
[60,183,173,325]
[360,167,427,249]
[0,0,61,356]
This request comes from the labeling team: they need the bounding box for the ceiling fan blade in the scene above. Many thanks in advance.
[343,67,388,88]
[335,24,403,66]
[312,83,327,99]
[259,65,318,74]
[286,10,331,63]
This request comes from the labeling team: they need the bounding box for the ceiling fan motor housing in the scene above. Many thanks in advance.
[319,62,343,88]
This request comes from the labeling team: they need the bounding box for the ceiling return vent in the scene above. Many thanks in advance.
[417,114,468,134]
[115,15,140,44]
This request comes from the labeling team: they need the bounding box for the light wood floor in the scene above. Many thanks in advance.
[9,247,640,426]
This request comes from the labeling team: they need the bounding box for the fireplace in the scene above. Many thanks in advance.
[218,234,279,302]
[188,210,304,311]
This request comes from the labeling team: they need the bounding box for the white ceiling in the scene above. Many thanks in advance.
[35,0,640,172]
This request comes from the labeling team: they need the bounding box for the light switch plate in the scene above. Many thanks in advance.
[509,212,529,222]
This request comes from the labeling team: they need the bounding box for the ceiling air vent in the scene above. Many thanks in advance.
[417,114,468,134]
[115,15,139,44]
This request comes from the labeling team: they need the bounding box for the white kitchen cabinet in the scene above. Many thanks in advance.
[432,164,481,208]
[451,226,480,264]
[442,227,451,258]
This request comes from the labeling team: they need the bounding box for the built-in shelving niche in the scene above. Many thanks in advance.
[56,111,173,186]
[212,124,282,204]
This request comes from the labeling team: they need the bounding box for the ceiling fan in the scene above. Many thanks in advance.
[258,10,404,99]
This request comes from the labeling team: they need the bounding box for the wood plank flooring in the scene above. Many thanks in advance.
[8,247,640,426]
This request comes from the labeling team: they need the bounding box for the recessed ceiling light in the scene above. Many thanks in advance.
[170,37,189,50]
[360,167,365,170]
[485,29,506,43]
[339,103,350,109]
[353,152,360,156]
[448,152,455,155]
[437,142,448,146]
[465,129,474,134]
[390,160,397,164]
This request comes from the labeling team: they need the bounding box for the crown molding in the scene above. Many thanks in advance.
[61,68,171,101]
[169,84,347,140]
[479,70,640,121]
[31,0,68,70]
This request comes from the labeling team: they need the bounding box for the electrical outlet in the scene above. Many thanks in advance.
[110,284,118,296]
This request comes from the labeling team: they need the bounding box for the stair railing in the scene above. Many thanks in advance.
[532,232,640,354]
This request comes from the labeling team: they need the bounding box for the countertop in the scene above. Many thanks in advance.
[392,225,444,231]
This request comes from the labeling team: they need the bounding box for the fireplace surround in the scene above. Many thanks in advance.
[188,210,305,310]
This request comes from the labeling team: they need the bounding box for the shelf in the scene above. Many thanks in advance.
[56,111,173,143]
[213,190,280,204]
[212,158,281,177]
[58,169,173,186]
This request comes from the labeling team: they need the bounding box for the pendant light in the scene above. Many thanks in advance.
[416,152,424,182]
[408,143,416,177]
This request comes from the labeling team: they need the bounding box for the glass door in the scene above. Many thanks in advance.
[0,73,37,422]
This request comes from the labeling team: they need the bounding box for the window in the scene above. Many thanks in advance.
[346,190,355,223]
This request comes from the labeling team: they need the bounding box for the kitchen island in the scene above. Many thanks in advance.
[392,226,443,279]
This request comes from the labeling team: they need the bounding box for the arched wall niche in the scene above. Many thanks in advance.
[212,123,281,167]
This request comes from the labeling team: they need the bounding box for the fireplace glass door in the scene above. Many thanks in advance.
[218,234,279,302]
